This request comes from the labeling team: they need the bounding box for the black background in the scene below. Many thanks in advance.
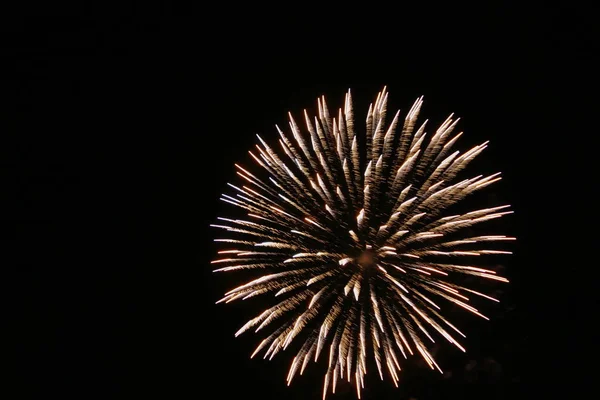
[3,3,593,399]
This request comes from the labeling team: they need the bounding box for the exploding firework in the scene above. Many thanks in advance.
[211,87,513,398]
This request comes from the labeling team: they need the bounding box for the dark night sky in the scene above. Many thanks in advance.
[3,3,594,399]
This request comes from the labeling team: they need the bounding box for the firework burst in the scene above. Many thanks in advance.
[211,87,513,398]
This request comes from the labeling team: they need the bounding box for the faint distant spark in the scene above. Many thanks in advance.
[212,87,513,398]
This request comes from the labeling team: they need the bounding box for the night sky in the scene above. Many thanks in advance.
[4,3,592,399]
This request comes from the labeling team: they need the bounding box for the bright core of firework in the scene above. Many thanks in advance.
[211,87,513,399]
